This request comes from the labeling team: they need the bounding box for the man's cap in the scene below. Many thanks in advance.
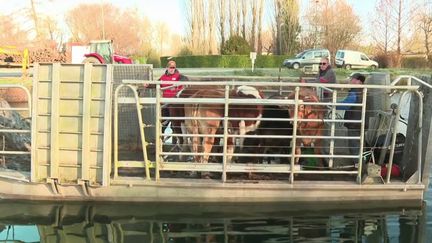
[351,73,366,83]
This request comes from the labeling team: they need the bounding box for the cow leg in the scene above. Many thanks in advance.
[295,140,302,164]
[192,134,200,163]
[200,127,219,179]
[226,137,235,164]
[314,140,326,168]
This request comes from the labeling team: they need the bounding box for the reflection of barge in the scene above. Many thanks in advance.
[0,201,426,243]
[0,63,431,206]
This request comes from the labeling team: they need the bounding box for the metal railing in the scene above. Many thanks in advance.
[0,85,31,172]
[113,79,422,184]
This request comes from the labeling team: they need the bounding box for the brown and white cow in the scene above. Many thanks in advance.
[183,86,263,165]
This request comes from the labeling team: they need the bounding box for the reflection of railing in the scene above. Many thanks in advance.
[0,202,423,243]
[115,80,422,185]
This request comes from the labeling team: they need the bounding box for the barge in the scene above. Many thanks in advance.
[0,63,431,207]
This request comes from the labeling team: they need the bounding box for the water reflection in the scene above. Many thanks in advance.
[0,201,426,243]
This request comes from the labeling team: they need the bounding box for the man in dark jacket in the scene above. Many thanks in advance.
[315,57,336,102]
[337,73,366,156]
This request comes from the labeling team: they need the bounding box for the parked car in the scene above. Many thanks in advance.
[283,49,330,69]
[335,50,378,70]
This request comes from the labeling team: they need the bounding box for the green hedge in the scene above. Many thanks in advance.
[160,55,291,68]
[401,56,431,69]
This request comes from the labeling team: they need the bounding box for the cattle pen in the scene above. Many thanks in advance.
[0,63,431,208]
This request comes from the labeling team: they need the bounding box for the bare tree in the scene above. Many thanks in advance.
[66,3,150,55]
[417,1,432,60]
[241,0,247,39]
[29,0,41,40]
[208,0,217,54]
[0,16,29,47]
[273,0,300,55]
[186,0,203,54]
[304,0,360,57]
[219,0,226,51]
[229,0,235,36]
[250,0,258,51]
[371,0,416,67]
[257,0,264,54]
[372,0,394,54]
[236,1,241,36]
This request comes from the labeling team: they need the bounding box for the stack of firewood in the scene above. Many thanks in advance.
[30,48,67,63]
[0,53,22,63]
[0,49,68,64]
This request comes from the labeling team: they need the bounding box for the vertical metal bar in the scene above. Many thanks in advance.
[113,84,123,179]
[289,87,300,184]
[415,90,423,184]
[49,63,61,179]
[357,88,368,184]
[155,83,162,180]
[102,65,113,186]
[31,64,39,182]
[130,85,150,180]
[222,84,230,182]
[81,63,92,181]
[328,89,337,168]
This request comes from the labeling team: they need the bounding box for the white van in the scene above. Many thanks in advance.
[335,50,378,70]
[283,49,330,69]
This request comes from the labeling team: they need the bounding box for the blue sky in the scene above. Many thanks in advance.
[2,0,376,36]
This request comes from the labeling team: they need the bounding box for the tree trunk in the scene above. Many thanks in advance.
[250,0,257,51]
[396,0,402,67]
[229,0,235,36]
[30,0,41,40]
[219,0,226,51]
[257,0,264,54]
[208,0,217,54]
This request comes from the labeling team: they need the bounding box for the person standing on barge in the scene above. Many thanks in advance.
[159,60,188,136]
[315,57,336,102]
[337,73,366,156]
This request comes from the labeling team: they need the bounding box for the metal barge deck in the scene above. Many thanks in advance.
[0,63,430,207]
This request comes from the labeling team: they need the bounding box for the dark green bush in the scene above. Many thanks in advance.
[255,55,290,68]
[401,56,430,69]
[221,35,252,55]
[373,53,391,68]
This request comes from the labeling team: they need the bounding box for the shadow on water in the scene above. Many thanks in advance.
[0,200,428,242]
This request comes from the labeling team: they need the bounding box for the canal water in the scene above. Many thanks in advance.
[0,180,430,242]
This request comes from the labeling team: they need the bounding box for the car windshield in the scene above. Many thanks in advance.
[336,52,344,58]
[295,51,305,58]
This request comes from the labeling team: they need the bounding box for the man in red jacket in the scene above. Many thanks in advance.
[159,60,188,136]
